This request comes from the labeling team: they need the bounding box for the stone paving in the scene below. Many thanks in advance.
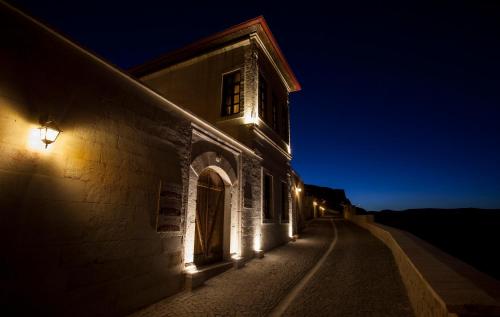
[129,218,335,317]
[283,219,414,317]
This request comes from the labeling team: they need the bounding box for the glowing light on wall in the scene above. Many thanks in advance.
[253,231,262,251]
[313,201,318,206]
[244,112,258,124]
[231,253,242,260]
[27,126,47,151]
[295,186,302,196]
[27,119,61,151]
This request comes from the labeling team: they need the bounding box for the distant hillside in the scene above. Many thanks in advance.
[304,184,350,211]
[372,208,500,281]
[373,208,500,214]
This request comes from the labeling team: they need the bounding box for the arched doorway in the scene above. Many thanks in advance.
[194,169,225,266]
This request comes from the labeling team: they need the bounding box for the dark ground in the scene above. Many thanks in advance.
[372,208,500,281]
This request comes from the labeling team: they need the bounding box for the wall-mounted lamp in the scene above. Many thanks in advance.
[295,186,302,195]
[38,118,61,148]
[313,201,318,206]
[319,206,325,211]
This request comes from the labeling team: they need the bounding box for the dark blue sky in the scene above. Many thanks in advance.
[11,0,500,210]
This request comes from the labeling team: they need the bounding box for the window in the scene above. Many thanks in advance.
[221,71,241,116]
[281,102,289,142]
[263,173,273,220]
[258,74,267,120]
[272,93,278,130]
[281,181,289,222]
[258,72,289,143]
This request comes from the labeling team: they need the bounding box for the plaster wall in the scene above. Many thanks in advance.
[140,44,248,130]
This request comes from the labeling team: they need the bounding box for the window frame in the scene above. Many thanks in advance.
[271,92,278,131]
[258,73,267,121]
[280,180,289,223]
[261,170,274,223]
[281,100,290,143]
[220,69,242,117]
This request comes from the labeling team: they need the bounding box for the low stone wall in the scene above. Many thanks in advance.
[347,214,500,317]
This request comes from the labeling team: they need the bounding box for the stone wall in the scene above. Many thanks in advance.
[240,154,263,257]
[0,5,192,316]
[0,4,302,316]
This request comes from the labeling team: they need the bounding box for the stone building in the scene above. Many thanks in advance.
[0,2,302,316]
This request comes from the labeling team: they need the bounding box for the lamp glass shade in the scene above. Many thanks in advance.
[39,125,60,147]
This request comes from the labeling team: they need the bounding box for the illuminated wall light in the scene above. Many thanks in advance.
[253,231,262,251]
[295,186,302,195]
[231,253,241,260]
[39,123,60,148]
[244,112,258,124]
[28,126,46,151]
[313,201,318,206]
[30,118,61,150]
[184,263,198,274]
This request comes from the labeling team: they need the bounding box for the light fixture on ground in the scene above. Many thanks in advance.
[231,253,245,269]
[38,117,61,148]
[253,232,264,258]
[184,263,198,274]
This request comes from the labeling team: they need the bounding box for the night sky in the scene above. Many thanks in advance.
[10,0,500,210]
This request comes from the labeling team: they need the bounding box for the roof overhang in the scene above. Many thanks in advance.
[129,16,301,92]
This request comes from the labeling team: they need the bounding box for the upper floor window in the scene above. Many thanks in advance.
[258,73,289,143]
[221,71,241,116]
[258,74,267,121]
[271,93,278,131]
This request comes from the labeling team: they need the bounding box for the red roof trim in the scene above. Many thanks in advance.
[130,16,301,92]
[255,16,302,91]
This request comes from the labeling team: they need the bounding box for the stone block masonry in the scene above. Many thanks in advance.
[0,4,191,316]
[0,4,303,316]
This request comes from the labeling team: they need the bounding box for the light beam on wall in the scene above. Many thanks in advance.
[253,230,262,251]
[244,112,258,124]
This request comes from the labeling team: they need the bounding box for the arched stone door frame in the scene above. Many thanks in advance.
[184,151,239,267]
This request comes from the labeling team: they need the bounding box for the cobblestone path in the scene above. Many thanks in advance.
[130,218,335,317]
[283,219,414,317]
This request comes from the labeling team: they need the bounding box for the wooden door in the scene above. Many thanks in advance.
[194,169,225,266]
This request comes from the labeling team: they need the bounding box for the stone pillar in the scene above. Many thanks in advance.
[243,37,259,124]
[240,154,262,257]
